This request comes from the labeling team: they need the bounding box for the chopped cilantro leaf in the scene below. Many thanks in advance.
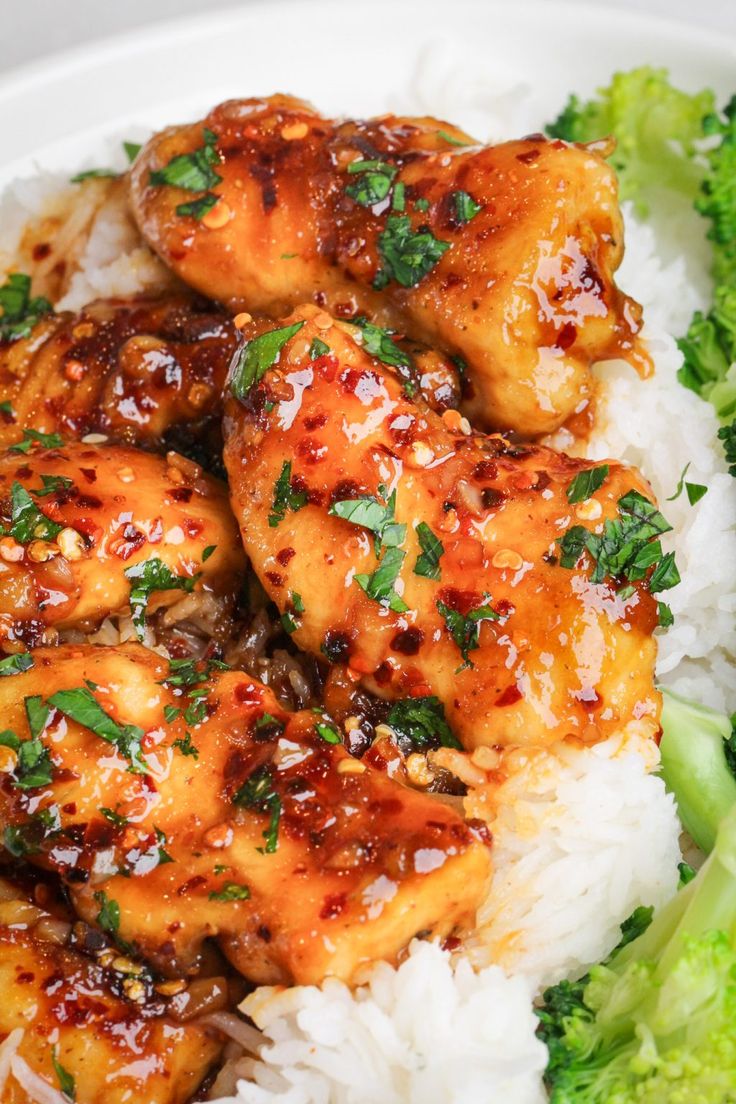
[233,765,281,853]
[268,460,308,528]
[354,546,408,612]
[309,337,330,359]
[315,720,342,745]
[657,601,675,627]
[31,474,73,497]
[718,420,736,476]
[415,198,430,212]
[686,482,708,505]
[667,462,691,500]
[345,160,397,207]
[175,192,219,220]
[330,486,405,555]
[154,826,174,865]
[52,1047,76,1101]
[436,594,499,671]
[0,652,33,677]
[386,696,460,751]
[230,321,305,401]
[8,428,63,454]
[209,881,250,902]
[93,889,120,934]
[566,465,609,504]
[25,695,50,740]
[352,316,412,371]
[71,168,117,183]
[375,215,450,289]
[124,557,200,640]
[649,550,681,593]
[149,127,221,191]
[172,733,199,758]
[413,522,444,580]
[9,482,64,543]
[47,685,149,774]
[437,129,469,147]
[452,190,482,224]
[123,141,142,163]
[202,544,216,562]
[0,401,13,417]
[281,591,304,635]
[100,806,128,828]
[392,182,406,211]
[0,274,54,343]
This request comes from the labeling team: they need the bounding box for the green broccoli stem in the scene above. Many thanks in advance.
[614,804,736,978]
[659,689,736,852]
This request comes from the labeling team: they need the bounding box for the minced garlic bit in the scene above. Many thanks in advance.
[203,822,234,849]
[27,540,59,563]
[576,498,603,521]
[155,978,188,997]
[202,199,232,230]
[281,121,309,140]
[81,433,108,444]
[441,409,472,436]
[116,466,135,484]
[56,527,86,562]
[405,753,434,787]
[337,758,367,775]
[408,441,435,468]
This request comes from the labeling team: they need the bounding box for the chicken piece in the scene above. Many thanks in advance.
[0,441,245,650]
[0,644,490,986]
[129,94,647,436]
[223,306,662,750]
[0,294,237,457]
[0,878,221,1104]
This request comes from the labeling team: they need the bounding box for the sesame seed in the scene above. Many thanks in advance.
[233,312,252,329]
[492,548,523,571]
[281,121,309,140]
[202,199,232,230]
[576,499,603,521]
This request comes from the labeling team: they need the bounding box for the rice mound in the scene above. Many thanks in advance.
[464,728,681,985]
[212,942,547,1104]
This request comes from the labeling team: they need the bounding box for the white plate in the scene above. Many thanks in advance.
[0,0,734,186]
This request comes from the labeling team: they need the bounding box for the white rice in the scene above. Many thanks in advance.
[0,69,733,1104]
[213,942,547,1104]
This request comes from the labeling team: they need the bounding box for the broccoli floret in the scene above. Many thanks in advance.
[719,420,736,476]
[538,805,736,1102]
[697,97,736,286]
[546,67,715,213]
[659,690,736,853]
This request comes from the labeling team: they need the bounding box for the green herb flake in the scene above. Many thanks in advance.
[413,522,444,580]
[330,489,406,555]
[230,321,305,401]
[392,182,406,211]
[315,721,342,745]
[437,129,469,147]
[268,460,308,528]
[209,881,250,902]
[386,696,460,751]
[281,591,304,635]
[123,141,142,163]
[686,482,708,505]
[452,190,482,224]
[415,198,430,212]
[0,274,54,344]
[52,1047,76,1101]
[172,733,199,759]
[354,546,408,612]
[718,420,736,476]
[100,806,128,828]
[375,215,450,289]
[0,652,33,677]
[667,462,691,500]
[566,465,610,504]
[678,860,697,886]
[149,127,222,192]
[352,316,412,371]
[232,765,281,854]
[201,545,216,563]
[0,401,13,417]
[71,168,118,183]
[345,160,397,207]
[657,601,675,627]
[93,889,120,935]
[124,557,200,640]
[175,192,219,220]
[7,428,63,454]
[154,826,174,865]
[47,685,149,774]
[9,482,64,543]
[309,337,330,359]
[31,474,74,497]
[436,594,500,671]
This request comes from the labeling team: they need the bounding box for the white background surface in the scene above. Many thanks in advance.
[1,0,733,73]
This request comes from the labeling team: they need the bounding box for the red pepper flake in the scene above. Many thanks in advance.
[183,518,203,538]
[234,681,264,708]
[265,570,284,588]
[78,467,97,484]
[176,875,208,897]
[303,412,328,431]
[555,322,577,350]
[169,487,193,504]
[319,892,347,920]
[148,516,164,544]
[390,627,424,655]
[495,684,523,707]
[276,547,295,566]
[109,524,146,560]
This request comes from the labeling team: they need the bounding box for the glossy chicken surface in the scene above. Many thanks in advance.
[223,306,661,750]
[130,94,647,436]
[0,441,245,649]
[0,882,221,1104]
[0,295,237,455]
[0,645,490,986]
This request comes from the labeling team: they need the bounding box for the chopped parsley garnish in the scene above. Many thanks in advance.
[100,806,128,828]
[667,462,692,500]
[175,193,219,220]
[0,721,54,791]
[230,321,305,401]
[0,401,12,417]
[233,765,281,853]
[345,159,397,206]
[9,482,64,543]
[0,273,53,342]
[268,460,308,528]
[163,704,181,723]
[352,316,413,372]
[71,168,117,183]
[315,720,342,745]
[415,198,430,213]
[413,522,444,580]
[172,733,199,758]
[0,652,33,677]
[566,465,609,504]
[452,190,482,224]
[93,889,120,934]
[309,337,330,359]
[124,557,200,640]
[52,1047,76,1101]
[149,127,222,191]
[436,594,500,671]
[386,695,461,751]
[558,490,680,593]
[202,544,216,562]
[31,474,74,497]
[254,713,285,739]
[3,808,59,857]
[123,141,142,163]
[8,428,64,454]
[209,881,250,902]
[392,182,406,211]
[667,463,708,504]
[162,656,229,690]
[154,826,174,865]
[330,486,405,555]
[657,601,675,627]
[374,215,450,289]
[281,591,304,635]
[354,546,408,612]
[47,685,149,774]
[25,696,50,739]
[718,420,736,476]
[437,129,469,147]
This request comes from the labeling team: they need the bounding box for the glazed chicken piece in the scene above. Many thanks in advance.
[0,294,237,457]
[0,644,490,986]
[0,878,221,1103]
[129,94,647,436]
[0,441,245,650]
[223,306,662,750]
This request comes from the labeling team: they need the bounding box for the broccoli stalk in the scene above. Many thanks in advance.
[659,689,736,853]
[538,805,736,1102]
